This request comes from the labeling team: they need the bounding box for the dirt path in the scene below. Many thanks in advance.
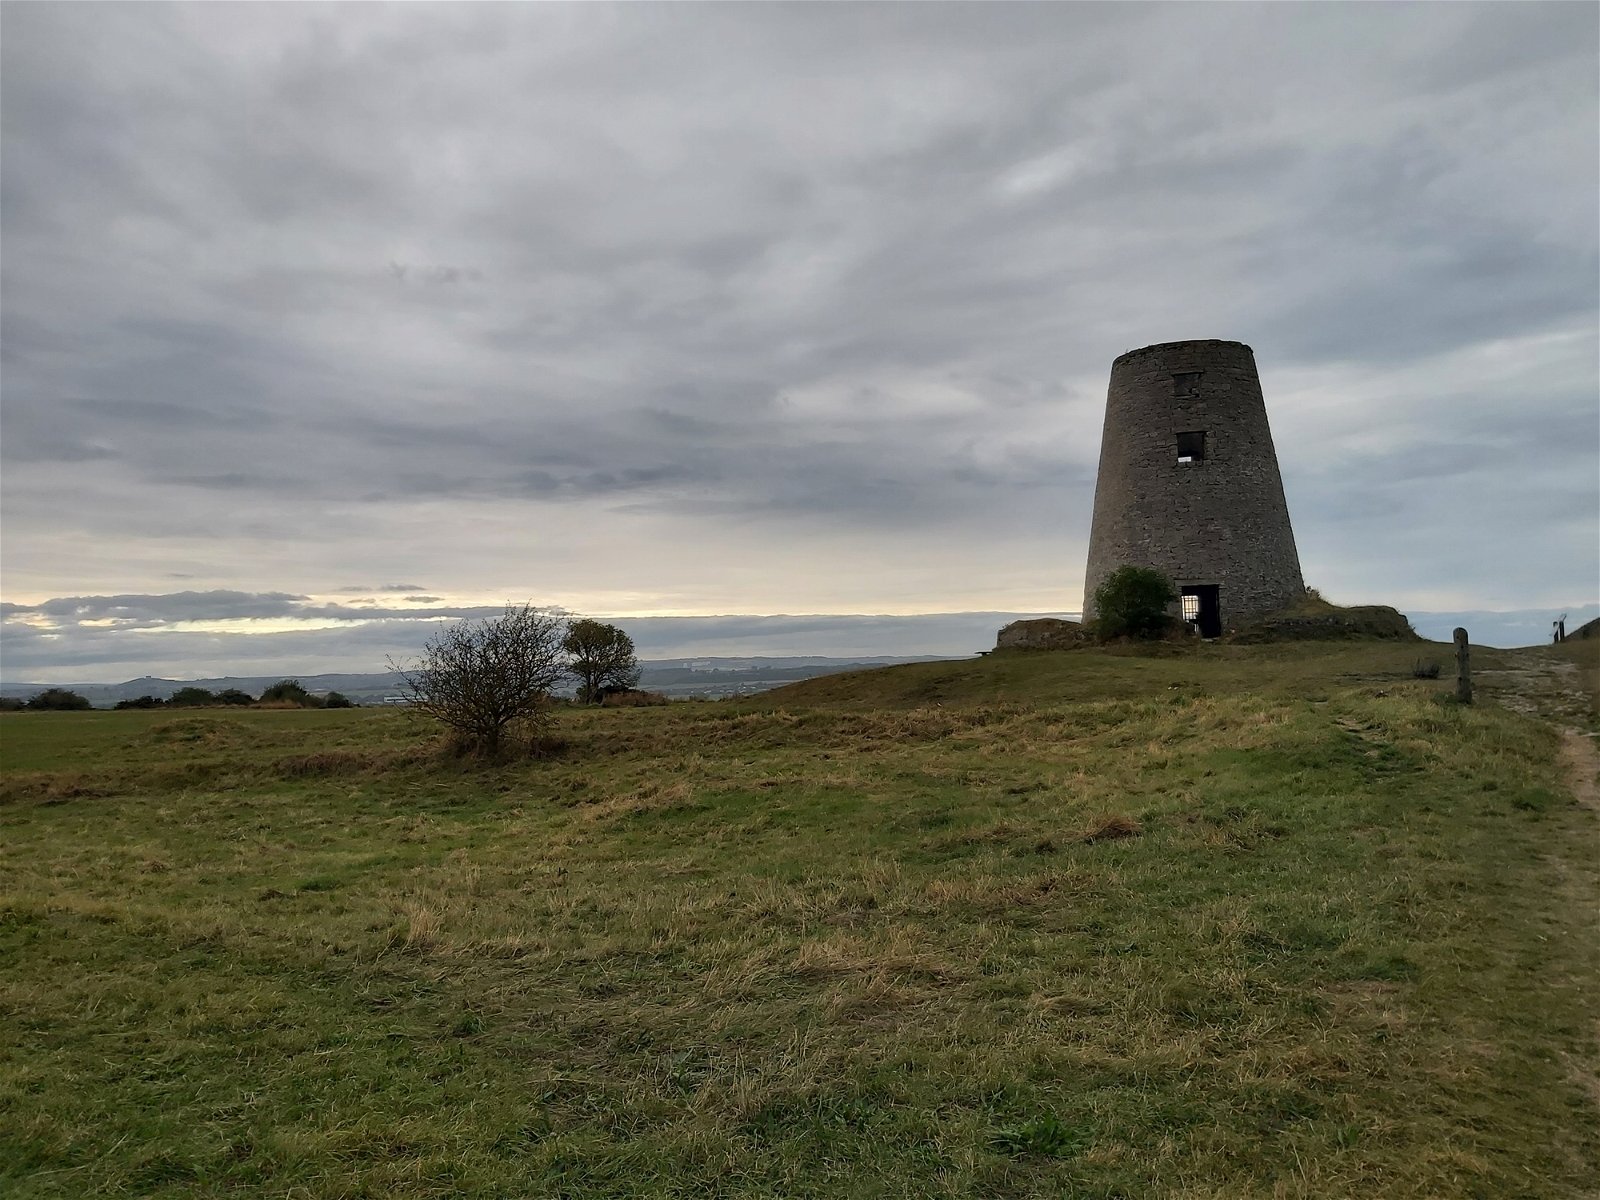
[1479,644,1600,1150]
[1559,726,1600,814]
[1477,647,1599,810]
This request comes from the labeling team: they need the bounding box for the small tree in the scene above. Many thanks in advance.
[260,679,317,707]
[215,688,255,706]
[25,687,91,711]
[168,687,217,707]
[1093,566,1178,640]
[564,619,641,703]
[323,691,354,708]
[395,603,567,757]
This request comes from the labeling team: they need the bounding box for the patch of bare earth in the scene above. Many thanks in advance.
[1559,728,1600,813]
[1481,647,1600,1141]
[1479,650,1596,730]
[1482,650,1599,811]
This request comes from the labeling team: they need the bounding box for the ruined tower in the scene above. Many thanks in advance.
[1082,339,1303,636]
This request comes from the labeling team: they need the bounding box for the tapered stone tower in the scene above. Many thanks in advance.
[1082,339,1303,636]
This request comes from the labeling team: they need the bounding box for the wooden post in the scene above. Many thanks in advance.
[1454,627,1472,705]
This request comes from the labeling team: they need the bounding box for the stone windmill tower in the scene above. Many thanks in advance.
[1082,339,1304,636]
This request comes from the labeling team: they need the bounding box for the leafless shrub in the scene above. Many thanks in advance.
[391,603,567,759]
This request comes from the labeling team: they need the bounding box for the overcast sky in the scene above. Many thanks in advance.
[3,2,1596,680]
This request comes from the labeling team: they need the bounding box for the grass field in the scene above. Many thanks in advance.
[2,639,1597,1198]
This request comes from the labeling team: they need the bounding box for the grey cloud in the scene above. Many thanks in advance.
[3,589,574,629]
[6,590,311,623]
[71,395,275,432]
[1256,233,1596,365]
[168,472,301,491]
[1413,3,1598,91]
[0,618,429,677]
[331,584,431,594]
[1,3,1595,673]
[0,596,1060,680]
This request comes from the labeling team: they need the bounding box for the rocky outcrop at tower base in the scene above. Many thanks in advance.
[1228,602,1419,643]
[995,618,1090,651]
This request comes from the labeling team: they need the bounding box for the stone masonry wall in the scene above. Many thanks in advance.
[1082,340,1304,628]
[995,618,1089,651]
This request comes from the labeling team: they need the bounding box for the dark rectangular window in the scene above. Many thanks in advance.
[1172,371,1202,399]
[1176,430,1206,463]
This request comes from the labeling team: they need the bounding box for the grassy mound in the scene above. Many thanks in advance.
[1,648,1595,1198]
[1230,593,1419,643]
[767,639,1474,710]
[993,617,1090,651]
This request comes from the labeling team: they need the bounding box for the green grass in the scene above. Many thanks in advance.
[0,706,412,774]
[1,642,1595,1198]
[768,638,1510,708]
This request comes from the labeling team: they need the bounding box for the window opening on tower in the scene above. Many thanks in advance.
[1172,371,1202,399]
[1176,430,1206,463]
[1180,585,1222,638]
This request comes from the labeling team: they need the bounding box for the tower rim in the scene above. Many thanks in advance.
[1112,338,1253,366]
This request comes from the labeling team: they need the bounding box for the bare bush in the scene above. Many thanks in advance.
[393,604,567,758]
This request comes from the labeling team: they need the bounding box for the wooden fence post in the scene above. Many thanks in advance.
[1454,627,1472,705]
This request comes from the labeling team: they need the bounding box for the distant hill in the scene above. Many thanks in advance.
[0,656,961,707]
